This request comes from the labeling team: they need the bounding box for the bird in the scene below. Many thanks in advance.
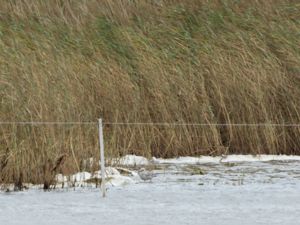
[138,168,154,182]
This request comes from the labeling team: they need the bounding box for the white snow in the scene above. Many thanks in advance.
[70,172,91,182]
[107,175,135,186]
[93,167,136,187]
[1,182,300,225]
[222,154,300,162]
[115,154,150,166]
[1,155,300,225]
[92,167,121,178]
[152,154,300,164]
[52,168,136,189]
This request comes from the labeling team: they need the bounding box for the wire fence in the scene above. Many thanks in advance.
[0,121,300,127]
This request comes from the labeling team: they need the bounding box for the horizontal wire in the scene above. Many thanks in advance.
[0,121,97,125]
[103,122,300,127]
[0,121,300,127]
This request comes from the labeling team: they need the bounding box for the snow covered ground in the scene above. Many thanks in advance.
[1,155,300,225]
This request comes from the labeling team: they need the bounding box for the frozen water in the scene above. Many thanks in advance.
[1,160,300,225]
[153,154,300,164]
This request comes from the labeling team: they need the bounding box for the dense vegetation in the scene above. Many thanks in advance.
[0,0,300,185]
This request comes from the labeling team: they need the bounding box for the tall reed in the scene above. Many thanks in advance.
[0,0,300,184]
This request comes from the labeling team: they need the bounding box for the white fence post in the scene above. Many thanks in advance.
[98,118,106,197]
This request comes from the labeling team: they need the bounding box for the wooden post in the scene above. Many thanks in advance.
[98,118,106,197]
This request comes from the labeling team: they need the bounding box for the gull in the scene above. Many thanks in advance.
[138,168,154,182]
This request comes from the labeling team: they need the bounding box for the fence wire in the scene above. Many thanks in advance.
[0,121,300,127]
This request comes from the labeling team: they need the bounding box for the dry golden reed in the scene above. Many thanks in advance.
[0,0,300,185]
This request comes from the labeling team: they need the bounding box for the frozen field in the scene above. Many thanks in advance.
[1,156,300,225]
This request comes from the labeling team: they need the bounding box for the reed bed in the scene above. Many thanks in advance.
[0,0,300,185]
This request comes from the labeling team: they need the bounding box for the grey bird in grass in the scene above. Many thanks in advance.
[138,168,154,182]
